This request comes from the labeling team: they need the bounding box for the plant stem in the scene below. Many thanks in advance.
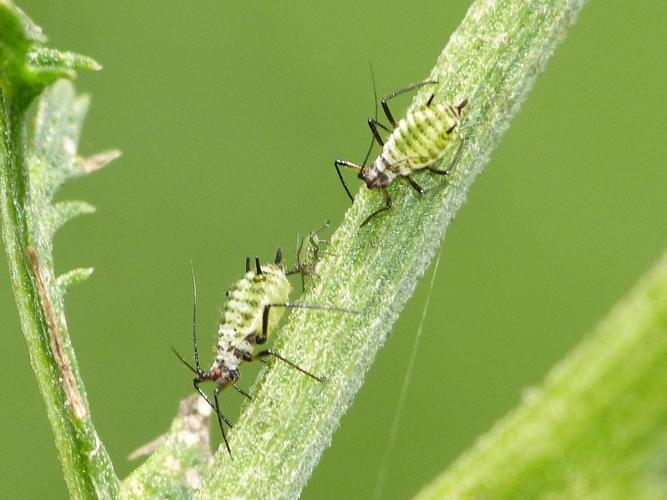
[123,396,213,498]
[0,88,121,499]
[414,248,667,498]
[0,2,120,495]
[196,0,587,497]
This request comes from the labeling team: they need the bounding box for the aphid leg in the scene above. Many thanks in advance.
[233,384,252,400]
[255,257,263,275]
[245,257,250,273]
[426,93,436,107]
[286,234,307,291]
[455,98,469,116]
[367,118,390,147]
[429,137,464,185]
[274,247,283,265]
[253,302,356,380]
[334,159,362,202]
[360,188,393,227]
[406,176,426,195]
[213,386,233,458]
[381,80,438,128]
[450,136,465,170]
[261,303,357,339]
[191,379,234,428]
[312,219,331,236]
[255,350,326,383]
[427,166,450,176]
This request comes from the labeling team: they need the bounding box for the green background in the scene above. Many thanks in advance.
[1,1,665,498]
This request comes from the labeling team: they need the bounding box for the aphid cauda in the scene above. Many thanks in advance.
[334,80,468,226]
[173,247,352,457]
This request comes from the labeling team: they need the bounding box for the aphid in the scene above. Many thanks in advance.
[293,220,330,291]
[173,248,352,457]
[334,80,468,226]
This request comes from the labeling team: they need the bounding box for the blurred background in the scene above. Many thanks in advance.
[1,1,665,498]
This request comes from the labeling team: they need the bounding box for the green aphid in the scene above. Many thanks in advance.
[335,80,467,226]
[173,247,353,457]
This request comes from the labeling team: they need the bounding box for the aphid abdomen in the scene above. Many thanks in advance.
[384,104,460,177]
[214,264,291,373]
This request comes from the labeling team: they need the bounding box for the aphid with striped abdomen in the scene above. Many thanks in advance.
[334,81,468,226]
[173,248,352,457]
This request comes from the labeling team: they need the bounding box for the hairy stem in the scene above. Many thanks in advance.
[196,0,587,497]
[0,2,119,497]
[0,90,119,500]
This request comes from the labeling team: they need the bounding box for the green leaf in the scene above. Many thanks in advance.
[414,248,667,499]
[0,1,100,109]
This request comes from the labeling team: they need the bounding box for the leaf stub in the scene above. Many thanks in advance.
[123,396,214,498]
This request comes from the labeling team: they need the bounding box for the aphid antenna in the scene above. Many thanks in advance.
[172,262,234,458]
[334,63,383,203]
[189,261,202,373]
[171,346,198,375]
[361,61,380,168]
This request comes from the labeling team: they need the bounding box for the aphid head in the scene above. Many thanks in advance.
[362,167,389,189]
[216,367,239,388]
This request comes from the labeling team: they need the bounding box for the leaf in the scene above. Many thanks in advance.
[0,1,100,109]
[414,248,667,499]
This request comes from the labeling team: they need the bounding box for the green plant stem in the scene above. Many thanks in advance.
[0,89,120,500]
[0,2,120,496]
[414,248,667,498]
[194,0,587,497]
